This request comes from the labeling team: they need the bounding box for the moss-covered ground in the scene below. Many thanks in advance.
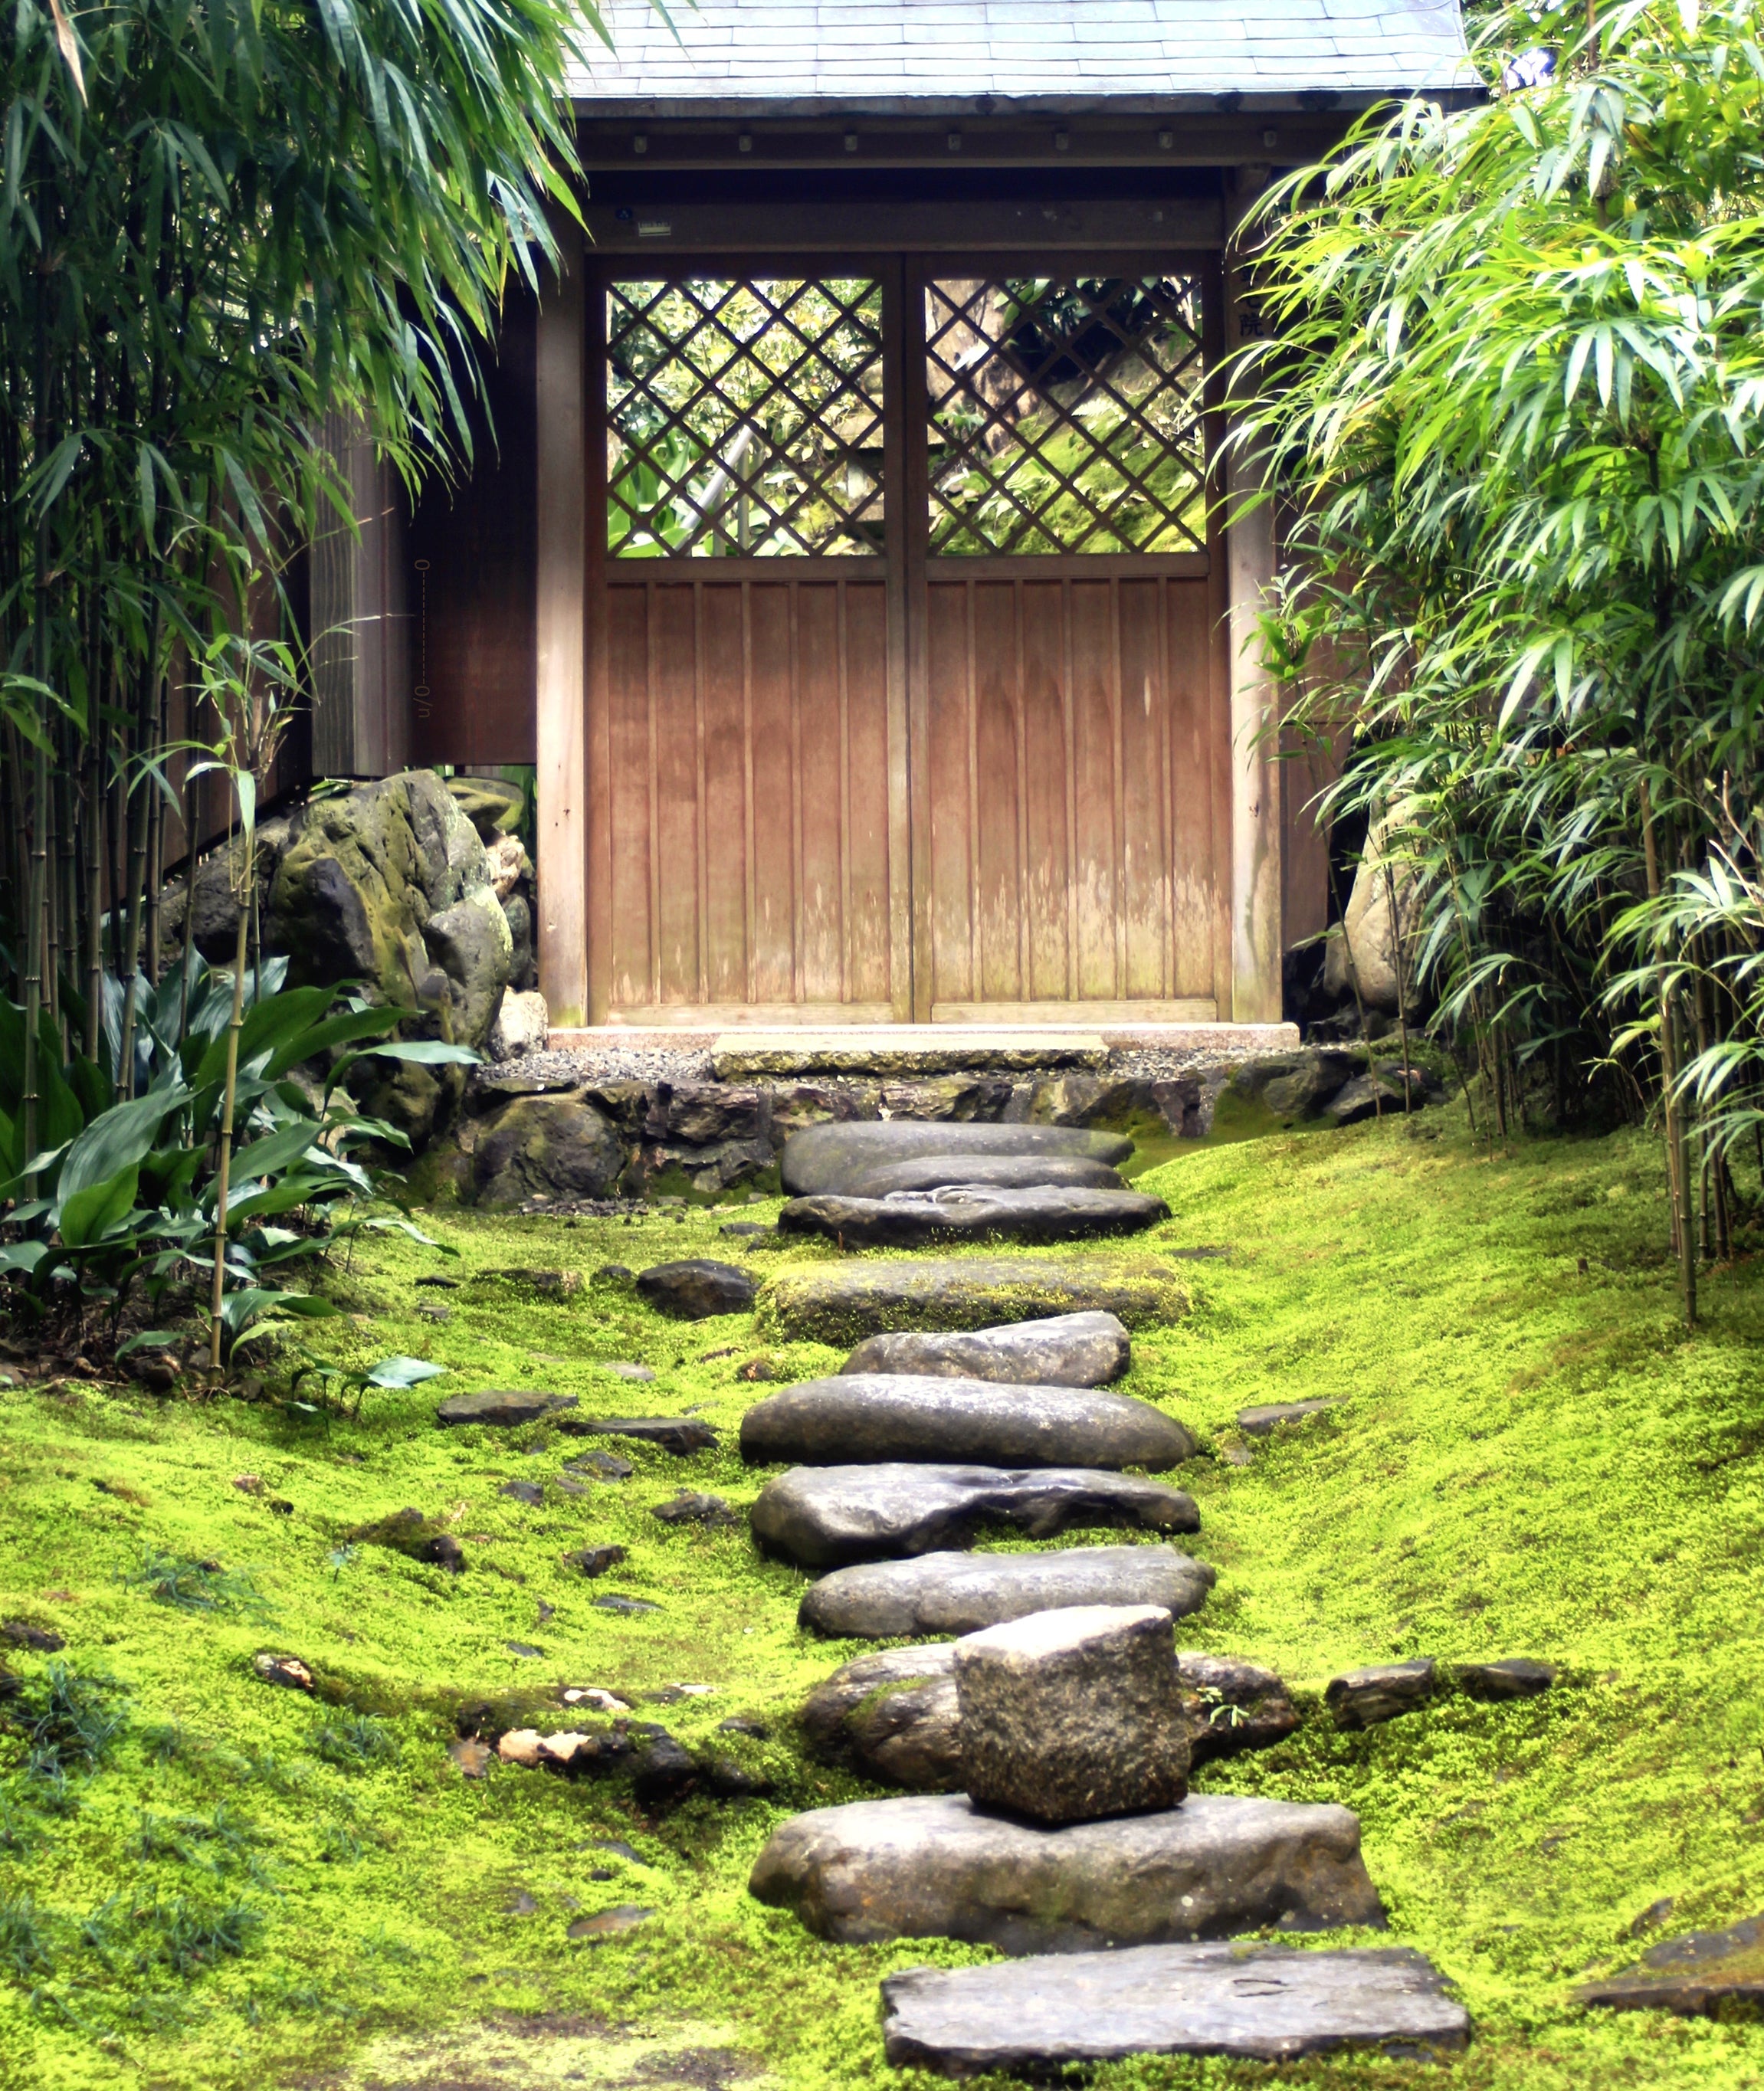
[2,1108,1763,2089]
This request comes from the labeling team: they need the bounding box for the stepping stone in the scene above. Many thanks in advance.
[762,1257,1189,1344]
[720,1031,1109,1080]
[740,1375,1193,1472]
[436,1390,579,1428]
[840,1155,1129,1198]
[556,1416,719,1456]
[782,1121,1132,1195]
[565,1545,628,1578]
[799,1545,1215,1640]
[749,1791,1385,1948]
[1238,1400,1338,1437]
[780,1186,1169,1250]
[752,1466,1199,1568]
[843,1311,1130,1388]
[1326,1659,1437,1730]
[600,1362,657,1383]
[499,1480,543,1506]
[636,1260,757,1319]
[956,1605,1189,1824]
[1578,1910,1764,2014]
[1459,1657,1555,1699]
[592,1594,661,1615]
[880,1942,1469,2073]
[802,1644,1298,1792]
[563,1450,634,1480]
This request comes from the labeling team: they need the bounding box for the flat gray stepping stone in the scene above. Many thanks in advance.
[1579,1910,1764,2014]
[751,1465,1198,1568]
[801,1645,1298,1791]
[600,1362,657,1383]
[841,1155,1128,1198]
[799,1544,1214,1640]
[783,1121,1132,1196]
[749,1791,1384,1948]
[844,1311,1130,1388]
[1238,1400,1337,1437]
[636,1260,756,1319]
[740,1374,1192,1471]
[762,1257,1188,1343]
[1326,1659,1437,1729]
[436,1390,578,1428]
[880,1942,1468,2073]
[780,1186,1169,1250]
[556,1415,719,1456]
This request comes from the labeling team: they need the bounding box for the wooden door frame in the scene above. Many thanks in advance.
[543,239,1281,1029]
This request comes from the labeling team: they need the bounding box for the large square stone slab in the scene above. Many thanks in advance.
[759,1258,1188,1343]
[798,1544,1214,1639]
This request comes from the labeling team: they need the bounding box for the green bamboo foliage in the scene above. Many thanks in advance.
[1236,0,1764,1318]
[0,0,590,1047]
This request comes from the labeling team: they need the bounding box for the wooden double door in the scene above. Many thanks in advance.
[585,257,1230,1025]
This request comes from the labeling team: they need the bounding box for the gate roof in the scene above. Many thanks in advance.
[566,0,1477,118]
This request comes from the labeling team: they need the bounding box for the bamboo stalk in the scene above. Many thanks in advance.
[208,871,251,1372]
[1641,780,1696,1329]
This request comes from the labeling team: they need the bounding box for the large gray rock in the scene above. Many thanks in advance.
[956,1605,1189,1825]
[760,1258,1189,1344]
[1578,1911,1764,2016]
[1179,1653,1302,1765]
[841,1155,1127,1198]
[782,1121,1133,1196]
[800,1645,1299,1793]
[748,1791,1385,1949]
[1458,1657,1555,1700]
[472,1093,625,1207]
[799,1646,965,1791]
[880,1943,1470,2073]
[267,771,510,1142]
[751,1466,1198,1569]
[1323,819,1421,1014]
[780,1185,1169,1250]
[1326,1660,1437,1730]
[739,1375,1193,1473]
[636,1260,758,1319]
[843,1311,1130,1388]
[799,1545,1214,1640]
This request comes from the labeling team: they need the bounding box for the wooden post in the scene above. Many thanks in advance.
[1225,167,1283,1024]
[535,222,589,1027]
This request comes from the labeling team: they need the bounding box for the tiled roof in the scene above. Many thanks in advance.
[566,0,1477,116]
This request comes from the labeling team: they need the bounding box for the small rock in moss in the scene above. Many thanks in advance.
[652,1491,736,1528]
[566,1545,628,1579]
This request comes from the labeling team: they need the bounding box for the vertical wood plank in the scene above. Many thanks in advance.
[1062,578,1078,1001]
[644,584,663,1000]
[845,582,893,1003]
[701,584,748,1001]
[1020,581,1069,1001]
[585,264,615,1023]
[964,575,979,997]
[795,584,844,1001]
[693,581,708,1002]
[789,581,805,1002]
[1013,580,1030,998]
[1110,575,1127,999]
[1159,576,1176,999]
[742,579,757,1005]
[902,256,934,1020]
[838,579,852,1003]
[536,229,588,1025]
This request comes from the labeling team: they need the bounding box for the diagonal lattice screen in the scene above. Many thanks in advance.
[607,276,884,558]
[926,275,1208,556]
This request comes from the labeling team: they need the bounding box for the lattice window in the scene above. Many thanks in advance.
[926,275,1207,556]
[607,276,884,558]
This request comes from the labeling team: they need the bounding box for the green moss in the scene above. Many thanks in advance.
[2,1115,1763,2087]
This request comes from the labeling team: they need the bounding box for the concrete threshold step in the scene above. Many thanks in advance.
[542,1021,1300,1073]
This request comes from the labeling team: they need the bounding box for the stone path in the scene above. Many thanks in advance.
[726,1117,1467,2071]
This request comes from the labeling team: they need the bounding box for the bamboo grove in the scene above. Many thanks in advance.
[1241,0,1764,1322]
[0,0,585,1159]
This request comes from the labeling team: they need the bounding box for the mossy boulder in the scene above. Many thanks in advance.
[471,1093,625,1207]
[267,771,510,1142]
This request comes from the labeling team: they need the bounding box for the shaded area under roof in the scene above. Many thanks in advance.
[566,0,1479,118]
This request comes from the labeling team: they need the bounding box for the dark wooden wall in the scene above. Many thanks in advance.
[408,287,539,767]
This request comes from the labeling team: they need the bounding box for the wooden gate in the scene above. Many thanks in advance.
[585,256,1227,1024]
